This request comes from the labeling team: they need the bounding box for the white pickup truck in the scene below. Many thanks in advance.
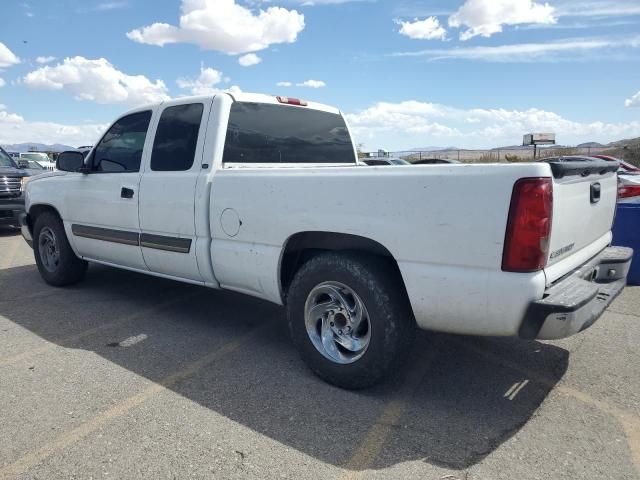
[20,92,632,388]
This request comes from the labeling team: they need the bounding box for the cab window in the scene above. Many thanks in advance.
[92,111,152,172]
[150,103,204,171]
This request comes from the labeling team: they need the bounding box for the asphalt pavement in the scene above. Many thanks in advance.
[0,227,638,479]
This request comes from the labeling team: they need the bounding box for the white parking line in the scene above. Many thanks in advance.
[504,380,529,401]
[115,333,148,347]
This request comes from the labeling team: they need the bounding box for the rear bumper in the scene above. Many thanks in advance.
[520,246,633,340]
[19,212,33,248]
[0,196,25,227]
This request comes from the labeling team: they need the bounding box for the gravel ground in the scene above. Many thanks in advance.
[0,227,638,480]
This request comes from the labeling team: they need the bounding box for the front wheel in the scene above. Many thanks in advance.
[287,253,415,389]
[33,211,87,286]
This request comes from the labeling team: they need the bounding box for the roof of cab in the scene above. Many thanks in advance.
[118,92,342,118]
[227,92,341,115]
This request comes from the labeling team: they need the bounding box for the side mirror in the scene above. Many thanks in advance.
[17,159,28,169]
[56,151,86,173]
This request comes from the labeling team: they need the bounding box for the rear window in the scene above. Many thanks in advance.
[223,102,354,164]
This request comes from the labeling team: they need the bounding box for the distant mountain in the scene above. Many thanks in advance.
[607,137,640,147]
[577,142,605,148]
[1,143,76,153]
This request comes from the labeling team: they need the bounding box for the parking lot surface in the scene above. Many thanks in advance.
[1,228,639,479]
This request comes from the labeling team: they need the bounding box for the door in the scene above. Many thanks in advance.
[64,109,154,270]
[138,99,212,281]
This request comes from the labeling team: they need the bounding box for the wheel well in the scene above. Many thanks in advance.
[280,232,408,299]
[27,204,61,234]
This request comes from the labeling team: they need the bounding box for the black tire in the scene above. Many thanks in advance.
[33,211,87,286]
[287,252,416,389]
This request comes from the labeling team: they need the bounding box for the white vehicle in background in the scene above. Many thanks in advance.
[20,152,56,171]
[19,92,633,389]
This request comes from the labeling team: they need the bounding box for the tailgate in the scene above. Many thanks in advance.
[544,157,619,284]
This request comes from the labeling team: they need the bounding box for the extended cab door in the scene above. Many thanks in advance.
[64,109,154,270]
[137,98,212,282]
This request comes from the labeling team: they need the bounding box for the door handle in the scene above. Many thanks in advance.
[121,187,134,199]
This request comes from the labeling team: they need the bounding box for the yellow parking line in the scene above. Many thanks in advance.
[455,338,640,476]
[0,320,272,480]
[0,290,205,367]
[338,340,441,480]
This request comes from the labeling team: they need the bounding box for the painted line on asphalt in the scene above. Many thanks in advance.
[338,339,442,480]
[455,338,640,476]
[0,320,272,480]
[504,379,529,401]
[0,291,204,367]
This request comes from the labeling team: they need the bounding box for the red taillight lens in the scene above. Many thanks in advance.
[618,184,640,199]
[502,177,553,272]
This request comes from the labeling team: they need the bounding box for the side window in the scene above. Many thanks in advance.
[92,111,152,172]
[150,103,204,171]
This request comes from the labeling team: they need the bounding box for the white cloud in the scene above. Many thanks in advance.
[23,56,169,106]
[449,0,557,40]
[296,79,326,88]
[392,35,640,62]
[346,100,640,150]
[96,1,128,10]
[555,1,640,18]
[277,81,293,87]
[127,0,305,55]
[0,42,20,69]
[0,78,5,88]
[238,53,262,66]
[397,16,447,40]
[0,105,107,146]
[35,56,56,64]
[177,66,223,95]
[176,66,241,95]
[625,91,640,108]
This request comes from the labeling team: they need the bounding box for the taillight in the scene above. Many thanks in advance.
[618,184,640,199]
[502,177,553,272]
[276,96,307,106]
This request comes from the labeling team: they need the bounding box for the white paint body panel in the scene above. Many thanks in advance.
[23,93,619,337]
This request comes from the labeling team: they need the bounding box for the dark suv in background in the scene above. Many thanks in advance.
[0,146,34,229]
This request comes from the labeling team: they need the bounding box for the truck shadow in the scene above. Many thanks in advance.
[0,263,569,471]
[0,226,21,237]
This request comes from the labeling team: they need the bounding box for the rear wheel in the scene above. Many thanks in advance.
[33,211,87,286]
[287,252,415,389]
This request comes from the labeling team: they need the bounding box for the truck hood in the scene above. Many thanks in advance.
[0,167,28,177]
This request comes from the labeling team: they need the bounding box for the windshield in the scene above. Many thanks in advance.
[21,153,49,162]
[21,159,45,170]
[0,147,17,168]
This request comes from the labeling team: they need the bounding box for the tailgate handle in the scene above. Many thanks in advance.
[590,182,601,204]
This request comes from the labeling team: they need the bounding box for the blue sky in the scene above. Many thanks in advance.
[0,0,639,150]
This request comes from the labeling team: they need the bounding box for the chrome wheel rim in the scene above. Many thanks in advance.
[38,227,60,273]
[304,281,371,364]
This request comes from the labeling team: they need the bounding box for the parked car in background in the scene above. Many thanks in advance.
[20,152,56,171]
[20,92,631,388]
[77,146,93,159]
[0,147,36,228]
[16,158,48,176]
[362,157,410,166]
[592,154,640,173]
[412,158,461,165]
[591,154,640,203]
